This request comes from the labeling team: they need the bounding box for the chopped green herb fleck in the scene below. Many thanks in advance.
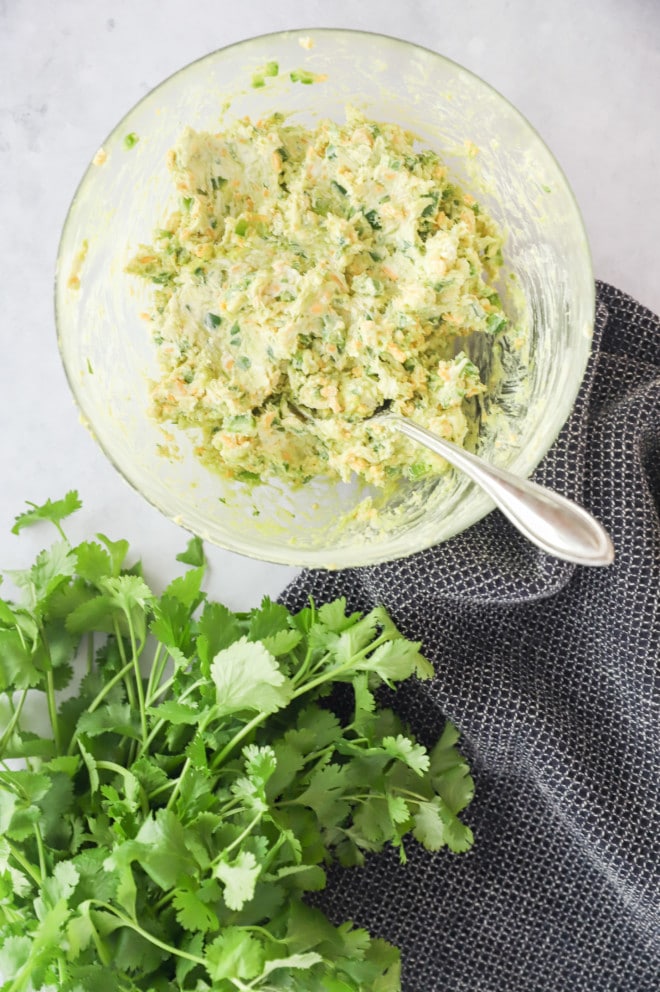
[290,69,317,85]
[235,469,262,483]
[486,312,508,334]
[364,209,382,230]
[204,312,222,330]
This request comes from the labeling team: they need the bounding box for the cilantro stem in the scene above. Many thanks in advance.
[0,687,28,755]
[153,888,176,911]
[213,811,262,862]
[66,658,135,755]
[0,767,26,794]
[126,613,148,747]
[33,823,47,879]
[6,839,41,885]
[395,787,430,804]
[45,669,61,753]
[89,660,135,712]
[37,625,62,753]
[88,911,113,966]
[89,901,207,967]
[87,632,94,673]
[292,641,315,686]
[210,711,265,770]
[146,671,176,706]
[145,642,166,703]
[242,924,287,943]
[113,620,137,710]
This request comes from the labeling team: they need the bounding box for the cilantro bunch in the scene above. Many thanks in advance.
[0,493,474,991]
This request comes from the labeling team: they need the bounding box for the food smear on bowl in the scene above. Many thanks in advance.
[127,108,510,488]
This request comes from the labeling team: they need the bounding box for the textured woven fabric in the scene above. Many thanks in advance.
[280,283,660,992]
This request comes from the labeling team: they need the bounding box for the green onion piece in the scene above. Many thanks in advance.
[224,414,256,433]
[486,313,508,334]
[364,209,382,230]
[204,313,222,330]
[236,469,261,483]
[290,69,316,85]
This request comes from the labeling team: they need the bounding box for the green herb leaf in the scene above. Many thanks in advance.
[176,534,205,566]
[205,927,265,981]
[215,849,260,910]
[12,490,82,536]
[211,636,292,716]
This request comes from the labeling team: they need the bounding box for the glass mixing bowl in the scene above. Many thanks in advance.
[56,29,594,568]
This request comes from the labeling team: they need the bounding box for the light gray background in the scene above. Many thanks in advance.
[1,0,658,604]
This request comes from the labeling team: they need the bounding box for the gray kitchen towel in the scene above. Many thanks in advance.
[280,282,660,991]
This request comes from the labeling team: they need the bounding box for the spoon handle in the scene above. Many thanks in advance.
[391,416,614,566]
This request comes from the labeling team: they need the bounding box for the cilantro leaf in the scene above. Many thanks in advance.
[74,541,113,584]
[176,534,206,566]
[248,596,292,641]
[429,720,475,814]
[205,927,265,981]
[0,936,32,979]
[412,796,475,852]
[215,850,260,910]
[0,627,43,689]
[113,809,197,889]
[161,564,205,608]
[12,490,82,536]
[77,702,141,740]
[354,636,434,681]
[172,885,219,932]
[260,951,324,978]
[381,734,430,775]
[95,533,130,576]
[211,636,292,716]
[148,699,200,725]
[296,764,351,826]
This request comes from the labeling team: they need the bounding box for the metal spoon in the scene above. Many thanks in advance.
[376,413,614,566]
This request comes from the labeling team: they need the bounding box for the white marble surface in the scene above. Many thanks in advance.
[1,0,658,605]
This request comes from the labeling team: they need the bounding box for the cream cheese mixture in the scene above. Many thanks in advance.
[128,109,509,487]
